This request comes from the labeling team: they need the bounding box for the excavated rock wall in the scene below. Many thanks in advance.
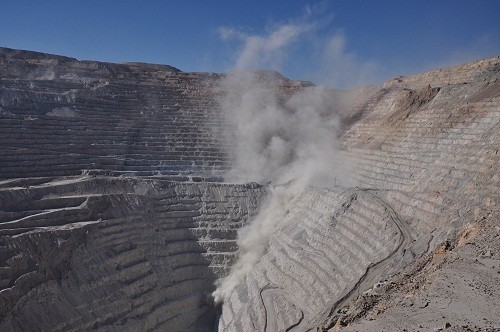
[0,177,265,331]
[343,59,499,250]
[217,57,498,331]
[218,188,405,331]
[0,47,226,180]
[0,47,498,331]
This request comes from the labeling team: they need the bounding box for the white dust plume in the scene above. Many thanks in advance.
[211,71,354,304]
[212,180,303,303]
[212,13,358,304]
[221,71,347,187]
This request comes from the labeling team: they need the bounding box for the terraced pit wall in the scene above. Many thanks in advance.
[0,177,265,331]
[343,58,499,250]
[0,47,498,331]
[0,47,227,180]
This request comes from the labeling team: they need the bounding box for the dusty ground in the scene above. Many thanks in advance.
[332,215,500,332]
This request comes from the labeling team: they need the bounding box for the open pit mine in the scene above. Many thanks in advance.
[0,47,499,331]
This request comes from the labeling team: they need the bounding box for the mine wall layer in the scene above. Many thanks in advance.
[0,47,310,181]
[0,176,266,331]
[218,188,408,331]
[218,57,499,331]
[0,47,499,331]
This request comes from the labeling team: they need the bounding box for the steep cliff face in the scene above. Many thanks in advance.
[0,177,266,331]
[0,47,225,181]
[0,47,498,331]
[218,56,499,330]
[343,57,499,245]
[331,57,499,331]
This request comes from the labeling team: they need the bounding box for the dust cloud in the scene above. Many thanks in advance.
[212,13,358,304]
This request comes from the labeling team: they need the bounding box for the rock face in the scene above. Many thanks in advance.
[0,46,224,180]
[0,177,265,331]
[0,46,499,331]
[218,188,407,331]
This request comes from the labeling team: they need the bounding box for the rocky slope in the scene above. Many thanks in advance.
[0,176,266,331]
[0,47,499,331]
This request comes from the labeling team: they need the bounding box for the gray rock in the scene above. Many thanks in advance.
[0,47,499,331]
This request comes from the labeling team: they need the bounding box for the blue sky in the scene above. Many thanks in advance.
[1,1,499,87]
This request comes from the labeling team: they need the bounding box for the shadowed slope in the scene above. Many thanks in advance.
[0,177,265,331]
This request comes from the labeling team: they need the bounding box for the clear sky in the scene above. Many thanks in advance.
[1,1,499,87]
